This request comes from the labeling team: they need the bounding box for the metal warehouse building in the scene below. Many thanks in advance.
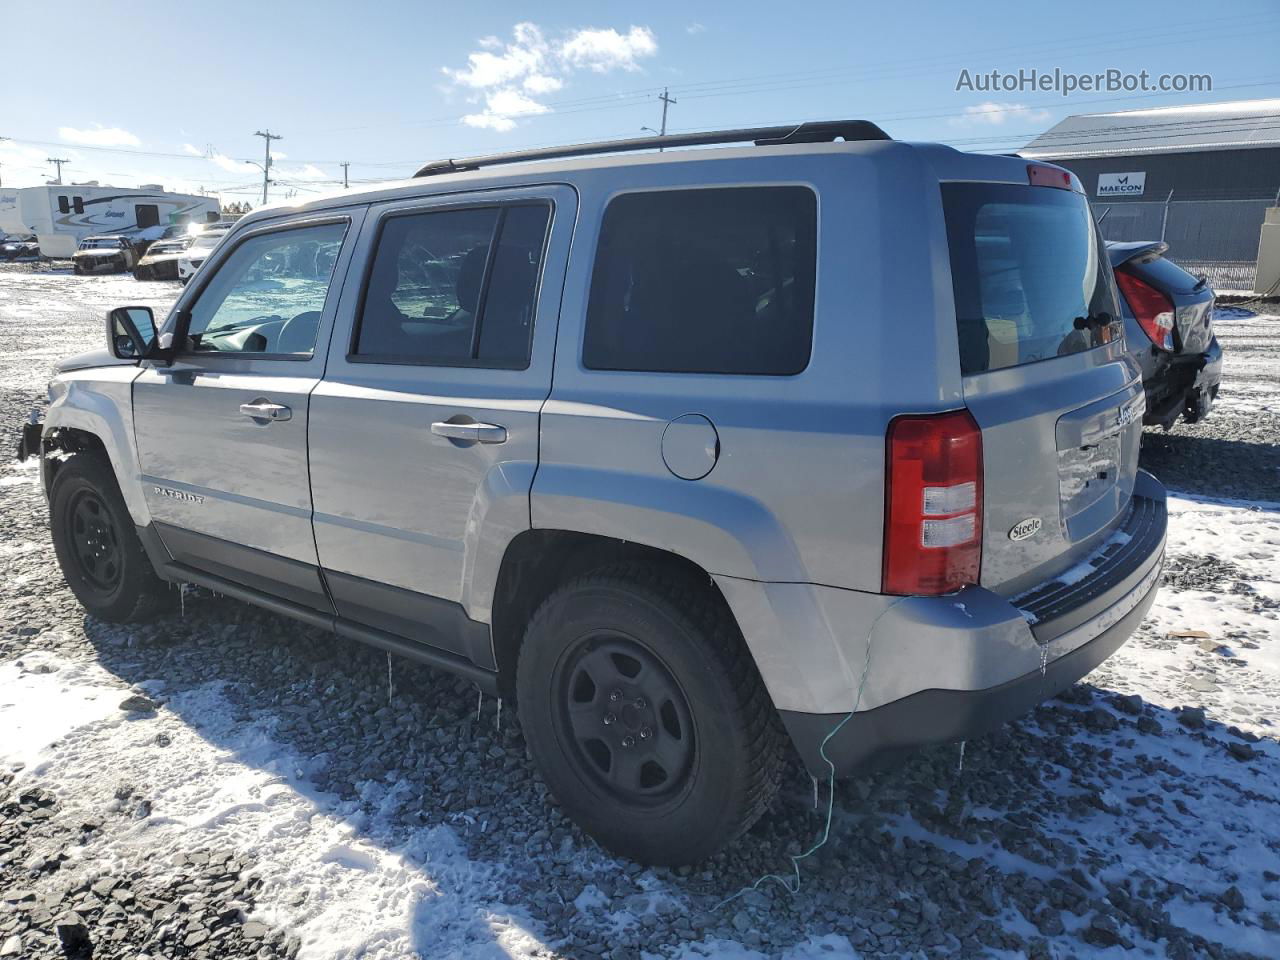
[1021,98,1280,291]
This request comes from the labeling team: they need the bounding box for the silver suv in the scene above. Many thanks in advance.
[18,121,1167,865]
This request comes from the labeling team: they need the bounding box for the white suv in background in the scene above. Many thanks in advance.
[177,222,235,283]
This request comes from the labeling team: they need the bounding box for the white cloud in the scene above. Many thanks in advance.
[181,143,203,156]
[523,73,563,95]
[686,22,706,35]
[462,89,550,131]
[949,101,1052,127]
[461,113,518,133]
[445,22,658,132]
[58,125,141,147]
[209,152,242,172]
[560,26,657,73]
[444,22,549,90]
[275,163,326,181]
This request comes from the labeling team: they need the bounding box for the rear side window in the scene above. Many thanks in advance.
[943,183,1120,375]
[354,203,550,367]
[583,187,817,375]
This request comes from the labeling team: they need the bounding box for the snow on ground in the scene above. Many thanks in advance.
[0,266,1277,959]
[0,651,546,960]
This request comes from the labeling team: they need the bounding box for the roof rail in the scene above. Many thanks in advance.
[413,119,891,178]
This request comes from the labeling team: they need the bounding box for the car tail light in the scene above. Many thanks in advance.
[883,410,983,596]
[1115,270,1175,351]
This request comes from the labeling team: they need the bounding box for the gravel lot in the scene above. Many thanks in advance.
[1,263,1278,960]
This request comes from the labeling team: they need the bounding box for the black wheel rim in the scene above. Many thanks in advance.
[68,489,122,592]
[555,632,695,804]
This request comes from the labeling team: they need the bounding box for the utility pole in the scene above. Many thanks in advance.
[340,161,350,189]
[46,157,70,184]
[658,87,676,137]
[252,130,282,205]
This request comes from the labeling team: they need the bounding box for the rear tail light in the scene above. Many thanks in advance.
[883,410,983,596]
[1115,270,1175,351]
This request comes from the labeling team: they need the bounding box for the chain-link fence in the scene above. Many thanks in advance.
[1092,196,1275,291]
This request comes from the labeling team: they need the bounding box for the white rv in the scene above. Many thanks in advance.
[15,184,219,258]
[0,189,22,236]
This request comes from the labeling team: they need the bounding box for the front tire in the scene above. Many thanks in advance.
[50,454,173,622]
[516,566,784,864]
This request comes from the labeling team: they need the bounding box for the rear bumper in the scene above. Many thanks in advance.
[773,471,1167,776]
[780,562,1159,775]
[1186,336,1223,421]
[1143,336,1222,426]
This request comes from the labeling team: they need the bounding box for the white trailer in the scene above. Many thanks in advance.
[15,184,219,257]
[0,189,21,236]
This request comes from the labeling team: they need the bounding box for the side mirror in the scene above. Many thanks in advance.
[107,306,158,361]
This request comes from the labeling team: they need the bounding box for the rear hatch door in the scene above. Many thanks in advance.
[942,178,1145,594]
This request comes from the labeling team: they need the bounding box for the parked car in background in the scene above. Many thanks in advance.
[1108,241,1223,429]
[177,222,234,283]
[0,234,40,261]
[19,125,1168,864]
[134,235,193,281]
[71,235,142,274]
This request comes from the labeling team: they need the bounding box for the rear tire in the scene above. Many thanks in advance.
[516,565,784,864]
[50,454,173,623]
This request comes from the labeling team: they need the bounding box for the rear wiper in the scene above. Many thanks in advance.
[1193,275,1208,291]
[1072,311,1113,330]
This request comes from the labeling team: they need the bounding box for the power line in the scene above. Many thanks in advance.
[294,10,1280,138]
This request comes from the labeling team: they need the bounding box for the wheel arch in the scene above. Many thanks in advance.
[489,529,747,699]
[42,370,150,526]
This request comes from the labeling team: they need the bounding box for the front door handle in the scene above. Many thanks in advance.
[239,401,292,422]
[431,420,507,444]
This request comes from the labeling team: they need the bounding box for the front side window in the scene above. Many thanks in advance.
[943,183,1120,375]
[135,204,160,229]
[73,196,84,214]
[583,187,817,375]
[58,196,70,214]
[354,203,550,367]
[184,222,347,356]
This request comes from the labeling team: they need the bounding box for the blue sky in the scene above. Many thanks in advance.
[3,0,1278,201]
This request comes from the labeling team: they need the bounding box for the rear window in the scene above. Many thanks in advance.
[583,186,817,375]
[943,183,1119,375]
[1123,255,1199,294]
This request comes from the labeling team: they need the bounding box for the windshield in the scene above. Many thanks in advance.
[943,182,1120,375]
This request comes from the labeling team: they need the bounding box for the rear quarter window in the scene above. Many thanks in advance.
[943,183,1120,375]
[583,186,817,375]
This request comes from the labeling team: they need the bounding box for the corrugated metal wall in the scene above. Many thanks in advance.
[1040,148,1280,291]
[1053,148,1280,202]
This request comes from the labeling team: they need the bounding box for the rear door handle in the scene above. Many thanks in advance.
[239,401,292,422]
[431,421,507,444]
